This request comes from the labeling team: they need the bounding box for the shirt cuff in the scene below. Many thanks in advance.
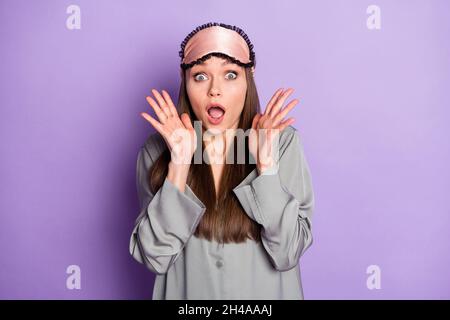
[149,176,206,239]
[232,169,303,226]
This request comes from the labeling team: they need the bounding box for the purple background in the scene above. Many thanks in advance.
[1,0,449,299]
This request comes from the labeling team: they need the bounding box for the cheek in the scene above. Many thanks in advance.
[186,83,205,118]
[228,81,247,114]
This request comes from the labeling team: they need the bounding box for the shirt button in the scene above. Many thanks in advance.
[216,260,224,268]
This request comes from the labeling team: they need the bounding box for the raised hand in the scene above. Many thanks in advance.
[141,89,197,166]
[249,88,298,174]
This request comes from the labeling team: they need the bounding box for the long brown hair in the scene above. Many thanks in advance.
[148,65,262,244]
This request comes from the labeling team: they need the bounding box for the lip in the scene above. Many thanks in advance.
[205,103,226,125]
[205,103,226,113]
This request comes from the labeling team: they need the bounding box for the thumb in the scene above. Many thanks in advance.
[251,113,261,130]
[180,113,193,130]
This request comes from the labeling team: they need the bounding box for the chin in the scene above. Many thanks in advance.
[203,124,226,135]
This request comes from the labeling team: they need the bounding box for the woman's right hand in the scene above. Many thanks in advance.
[141,89,197,166]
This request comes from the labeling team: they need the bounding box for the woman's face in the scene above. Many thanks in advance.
[186,56,247,133]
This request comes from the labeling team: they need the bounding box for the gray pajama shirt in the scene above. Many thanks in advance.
[129,125,315,300]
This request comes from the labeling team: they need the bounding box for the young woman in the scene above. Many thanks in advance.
[129,22,315,300]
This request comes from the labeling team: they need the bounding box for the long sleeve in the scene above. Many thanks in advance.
[232,127,315,271]
[129,144,207,275]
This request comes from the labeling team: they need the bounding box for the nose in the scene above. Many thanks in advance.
[208,90,220,97]
[208,79,221,97]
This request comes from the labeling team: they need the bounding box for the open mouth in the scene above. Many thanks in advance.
[206,104,226,124]
[207,104,225,119]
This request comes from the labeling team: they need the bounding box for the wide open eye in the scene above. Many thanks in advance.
[226,71,238,80]
[194,73,207,81]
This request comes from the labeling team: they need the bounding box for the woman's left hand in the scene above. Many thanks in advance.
[249,88,299,175]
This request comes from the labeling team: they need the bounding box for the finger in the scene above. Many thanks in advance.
[273,99,299,127]
[180,113,193,130]
[146,95,167,123]
[151,89,172,117]
[141,112,164,134]
[251,113,261,130]
[269,88,294,118]
[162,89,179,116]
[264,88,284,116]
[275,117,295,132]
